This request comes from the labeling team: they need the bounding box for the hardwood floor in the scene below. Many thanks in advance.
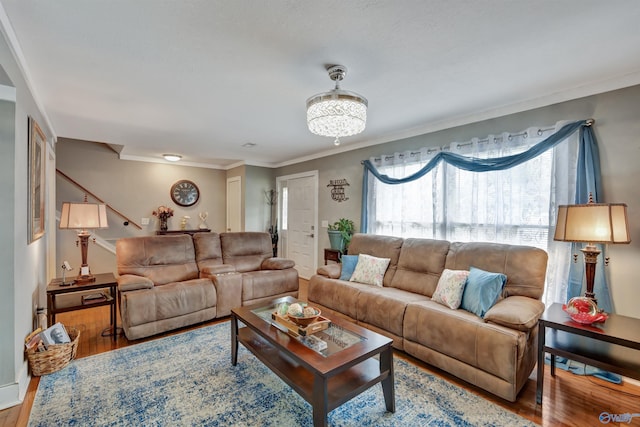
[3,279,639,427]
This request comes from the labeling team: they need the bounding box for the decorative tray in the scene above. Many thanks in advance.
[271,311,331,337]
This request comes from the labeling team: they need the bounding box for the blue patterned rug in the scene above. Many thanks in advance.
[29,322,537,426]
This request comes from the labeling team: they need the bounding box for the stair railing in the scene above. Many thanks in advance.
[56,169,142,230]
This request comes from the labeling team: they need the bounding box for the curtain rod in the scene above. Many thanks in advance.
[362,119,594,164]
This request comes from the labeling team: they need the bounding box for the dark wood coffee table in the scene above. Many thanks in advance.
[231,296,395,427]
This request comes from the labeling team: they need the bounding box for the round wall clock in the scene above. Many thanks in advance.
[170,180,200,207]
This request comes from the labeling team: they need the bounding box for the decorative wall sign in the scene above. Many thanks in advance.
[327,179,350,202]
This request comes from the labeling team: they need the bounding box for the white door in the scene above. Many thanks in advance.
[226,176,242,232]
[279,172,317,279]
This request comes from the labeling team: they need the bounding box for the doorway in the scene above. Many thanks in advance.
[226,176,242,232]
[277,171,318,279]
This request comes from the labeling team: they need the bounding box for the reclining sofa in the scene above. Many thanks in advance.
[308,233,547,402]
[116,232,298,340]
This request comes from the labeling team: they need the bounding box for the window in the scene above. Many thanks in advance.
[367,129,554,252]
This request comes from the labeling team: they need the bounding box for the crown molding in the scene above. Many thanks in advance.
[0,2,56,140]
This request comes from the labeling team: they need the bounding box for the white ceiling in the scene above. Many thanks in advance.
[2,1,640,169]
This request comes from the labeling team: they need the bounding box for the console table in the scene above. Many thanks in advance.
[536,303,640,404]
[156,229,210,236]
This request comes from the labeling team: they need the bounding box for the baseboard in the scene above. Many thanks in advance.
[0,382,20,410]
[0,361,30,410]
[623,376,640,387]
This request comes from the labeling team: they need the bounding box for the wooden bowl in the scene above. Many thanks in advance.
[288,307,321,327]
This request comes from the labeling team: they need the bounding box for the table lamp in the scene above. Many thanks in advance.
[554,193,630,306]
[59,196,109,284]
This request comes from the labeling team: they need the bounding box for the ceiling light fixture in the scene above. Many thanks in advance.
[163,154,182,162]
[306,65,368,146]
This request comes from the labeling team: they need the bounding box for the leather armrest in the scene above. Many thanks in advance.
[200,264,236,276]
[117,274,154,292]
[261,257,295,270]
[483,296,545,331]
[316,264,341,279]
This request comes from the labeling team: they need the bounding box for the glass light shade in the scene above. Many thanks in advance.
[59,202,109,230]
[163,154,182,162]
[306,90,367,139]
[554,203,630,244]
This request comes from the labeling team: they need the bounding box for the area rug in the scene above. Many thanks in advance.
[29,322,537,426]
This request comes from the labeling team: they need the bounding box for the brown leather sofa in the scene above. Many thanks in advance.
[308,233,547,402]
[116,232,298,340]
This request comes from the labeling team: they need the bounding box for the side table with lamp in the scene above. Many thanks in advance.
[52,196,119,340]
[536,193,632,404]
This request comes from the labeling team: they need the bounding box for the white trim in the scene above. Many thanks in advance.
[0,84,16,101]
[276,170,318,280]
[0,3,56,139]
[0,360,30,410]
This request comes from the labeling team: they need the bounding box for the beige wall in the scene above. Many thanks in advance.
[244,165,276,232]
[55,138,227,273]
[276,84,640,318]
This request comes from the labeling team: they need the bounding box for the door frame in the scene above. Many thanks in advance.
[276,170,318,279]
[226,176,242,232]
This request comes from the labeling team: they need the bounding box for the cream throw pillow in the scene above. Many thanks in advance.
[349,254,391,287]
[431,269,470,309]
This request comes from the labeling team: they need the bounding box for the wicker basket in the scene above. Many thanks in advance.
[26,327,80,376]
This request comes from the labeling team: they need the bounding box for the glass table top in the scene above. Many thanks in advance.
[251,300,365,357]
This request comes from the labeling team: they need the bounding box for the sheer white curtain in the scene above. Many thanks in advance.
[366,121,579,306]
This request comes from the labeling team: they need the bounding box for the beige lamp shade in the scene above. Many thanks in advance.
[554,203,630,244]
[59,202,109,230]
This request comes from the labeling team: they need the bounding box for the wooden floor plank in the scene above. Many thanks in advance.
[4,279,640,426]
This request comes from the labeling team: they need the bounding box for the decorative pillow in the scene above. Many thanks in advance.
[339,255,359,281]
[431,269,470,309]
[460,266,507,318]
[349,254,391,287]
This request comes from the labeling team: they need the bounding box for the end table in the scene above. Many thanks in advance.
[46,272,119,341]
[324,248,342,264]
[536,303,640,404]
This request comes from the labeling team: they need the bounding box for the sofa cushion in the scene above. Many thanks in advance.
[349,254,390,286]
[484,296,545,331]
[444,241,547,299]
[121,278,216,327]
[220,232,273,272]
[347,234,404,287]
[460,267,506,317]
[404,300,528,383]
[431,269,469,309]
[391,238,450,296]
[308,276,371,320]
[241,269,299,302]
[116,235,199,285]
[357,287,429,337]
[339,254,359,280]
[192,232,223,264]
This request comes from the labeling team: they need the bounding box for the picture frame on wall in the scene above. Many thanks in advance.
[28,116,46,243]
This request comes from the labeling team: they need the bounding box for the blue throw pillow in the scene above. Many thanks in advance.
[460,266,507,318]
[339,255,359,281]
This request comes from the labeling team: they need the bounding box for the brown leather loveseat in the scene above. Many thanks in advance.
[116,232,298,340]
[308,233,547,402]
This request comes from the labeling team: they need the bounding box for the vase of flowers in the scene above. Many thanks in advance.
[153,205,174,231]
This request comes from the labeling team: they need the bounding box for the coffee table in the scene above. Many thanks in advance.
[231,296,395,427]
